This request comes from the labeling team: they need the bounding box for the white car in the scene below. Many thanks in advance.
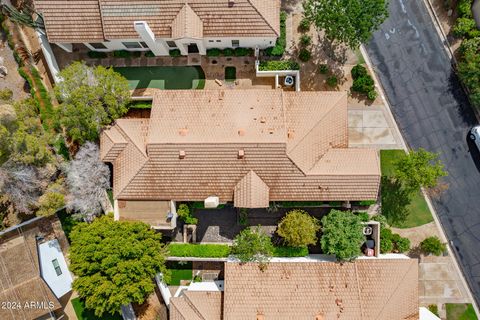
[469,125,480,150]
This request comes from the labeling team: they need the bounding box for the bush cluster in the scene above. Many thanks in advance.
[351,64,377,100]
[420,236,446,256]
[258,60,300,71]
[177,204,198,225]
[206,47,254,57]
[145,50,156,57]
[264,11,287,56]
[87,51,108,59]
[379,225,411,253]
[453,0,479,38]
[169,49,182,57]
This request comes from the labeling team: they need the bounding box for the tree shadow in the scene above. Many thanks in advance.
[380,176,412,226]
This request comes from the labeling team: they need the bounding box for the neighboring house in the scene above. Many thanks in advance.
[0,216,73,319]
[169,258,419,320]
[473,0,480,28]
[100,89,381,227]
[33,0,280,55]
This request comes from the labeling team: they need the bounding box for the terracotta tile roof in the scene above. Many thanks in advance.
[234,170,270,208]
[0,228,61,319]
[34,0,104,42]
[172,4,204,39]
[223,259,419,320]
[34,0,280,42]
[101,90,381,203]
[170,291,222,320]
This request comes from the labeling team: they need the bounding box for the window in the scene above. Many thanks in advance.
[208,40,214,43]
[231,40,239,47]
[216,40,221,42]
[89,43,107,49]
[166,41,177,48]
[122,42,142,49]
[52,259,62,276]
[140,42,149,48]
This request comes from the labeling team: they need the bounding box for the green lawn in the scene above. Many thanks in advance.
[114,66,205,90]
[446,303,478,320]
[380,150,433,228]
[71,298,122,320]
[166,261,193,285]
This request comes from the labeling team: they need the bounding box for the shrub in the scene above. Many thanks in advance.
[225,66,236,81]
[222,48,234,56]
[320,210,365,261]
[351,64,368,79]
[326,75,338,87]
[357,200,377,206]
[265,11,287,56]
[356,212,370,222]
[420,236,446,256]
[113,50,132,58]
[299,17,311,32]
[395,236,411,253]
[352,75,375,94]
[168,243,231,258]
[207,48,222,57]
[234,47,253,56]
[232,226,274,263]
[453,18,476,38]
[272,246,308,257]
[177,203,198,225]
[169,49,181,57]
[318,64,329,74]
[145,51,156,57]
[459,37,480,56]
[277,209,320,247]
[131,51,142,58]
[239,208,248,226]
[258,60,300,71]
[457,0,474,18]
[87,51,108,59]
[0,88,13,101]
[428,305,439,317]
[298,48,311,62]
[300,34,312,47]
[367,90,377,101]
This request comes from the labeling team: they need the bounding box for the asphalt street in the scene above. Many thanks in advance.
[366,0,480,306]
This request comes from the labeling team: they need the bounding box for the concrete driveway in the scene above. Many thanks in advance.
[366,0,480,306]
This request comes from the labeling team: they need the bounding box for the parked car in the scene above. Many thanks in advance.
[469,125,480,150]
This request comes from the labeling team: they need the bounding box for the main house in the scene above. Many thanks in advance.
[100,89,381,228]
[169,258,419,320]
[33,0,280,55]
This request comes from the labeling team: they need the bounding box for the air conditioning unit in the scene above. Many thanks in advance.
[204,196,219,208]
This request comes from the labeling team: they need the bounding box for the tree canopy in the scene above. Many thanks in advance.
[55,62,130,144]
[277,209,320,247]
[394,148,447,193]
[64,142,110,221]
[320,210,365,261]
[69,215,168,317]
[303,0,389,49]
[231,226,273,265]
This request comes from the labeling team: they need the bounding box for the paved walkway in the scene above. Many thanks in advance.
[348,105,404,149]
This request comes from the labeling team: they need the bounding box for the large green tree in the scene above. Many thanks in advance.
[277,209,320,247]
[303,0,388,49]
[320,210,365,261]
[55,62,130,144]
[69,216,169,316]
[231,226,273,265]
[394,148,447,193]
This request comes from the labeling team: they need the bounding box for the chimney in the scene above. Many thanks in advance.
[179,150,186,159]
[228,0,235,6]
[287,128,295,139]
[238,128,245,136]
[179,128,188,136]
[238,149,245,159]
[260,117,266,123]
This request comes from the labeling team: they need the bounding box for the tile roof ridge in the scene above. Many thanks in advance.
[354,261,365,320]
[286,92,346,171]
[115,119,148,157]
[245,0,279,37]
[183,292,207,320]
[97,0,107,41]
[370,260,417,320]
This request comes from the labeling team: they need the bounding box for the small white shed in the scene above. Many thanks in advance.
[38,239,73,298]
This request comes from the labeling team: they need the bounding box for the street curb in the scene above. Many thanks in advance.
[360,45,480,317]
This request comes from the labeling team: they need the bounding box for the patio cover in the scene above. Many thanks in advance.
[234,170,269,208]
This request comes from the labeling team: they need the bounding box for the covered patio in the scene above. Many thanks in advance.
[117,200,177,230]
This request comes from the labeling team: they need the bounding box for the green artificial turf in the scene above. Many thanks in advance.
[71,298,122,320]
[380,150,433,228]
[166,261,193,285]
[446,303,478,320]
[114,66,205,90]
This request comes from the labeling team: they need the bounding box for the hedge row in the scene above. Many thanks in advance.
[264,11,287,56]
[206,47,254,57]
[258,60,300,71]
[168,243,309,258]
